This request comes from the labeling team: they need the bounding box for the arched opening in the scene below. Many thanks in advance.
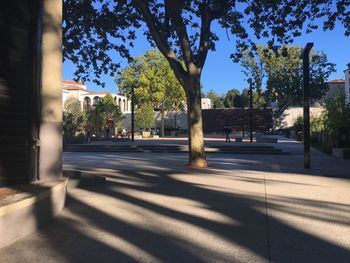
[118,97,121,109]
[123,99,126,112]
[93,96,100,105]
[83,97,91,111]
[114,96,117,105]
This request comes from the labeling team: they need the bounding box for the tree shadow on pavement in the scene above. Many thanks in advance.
[36,164,350,263]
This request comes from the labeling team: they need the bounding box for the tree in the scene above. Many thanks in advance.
[240,47,265,106]
[206,89,224,108]
[63,96,86,136]
[117,50,186,137]
[324,92,350,139]
[241,45,335,114]
[88,94,123,135]
[63,0,349,167]
[135,104,155,130]
[223,88,240,108]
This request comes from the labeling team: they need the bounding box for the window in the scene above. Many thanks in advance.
[83,97,91,111]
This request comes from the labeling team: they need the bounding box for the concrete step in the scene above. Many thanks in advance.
[0,180,67,248]
[64,145,289,155]
[63,170,106,189]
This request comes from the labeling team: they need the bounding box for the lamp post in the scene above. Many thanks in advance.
[300,42,313,169]
[131,85,135,142]
[248,78,253,143]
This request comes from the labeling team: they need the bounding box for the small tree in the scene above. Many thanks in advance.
[223,89,240,108]
[206,89,224,109]
[135,104,155,130]
[63,96,86,136]
[93,94,123,134]
[324,92,350,140]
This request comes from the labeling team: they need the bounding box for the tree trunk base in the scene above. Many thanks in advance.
[187,158,208,168]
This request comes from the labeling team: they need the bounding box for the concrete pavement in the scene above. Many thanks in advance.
[0,138,349,262]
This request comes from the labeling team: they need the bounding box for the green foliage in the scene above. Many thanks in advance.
[293,116,304,134]
[63,1,349,85]
[293,115,325,135]
[63,96,86,136]
[117,50,186,112]
[206,89,224,108]
[223,89,240,108]
[323,92,350,138]
[90,94,123,132]
[240,45,335,113]
[135,104,155,129]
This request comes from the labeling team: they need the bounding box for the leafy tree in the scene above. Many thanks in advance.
[206,89,224,108]
[259,46,335,113]
[88,94,123,135]
[324,92,350,139]
[117,50,186,136]
[135,104,155,129]
[223,88,240,108]
[240,47,265,106]
[63,0,349,167]
[63,96,86,136]
[293,115,325,135]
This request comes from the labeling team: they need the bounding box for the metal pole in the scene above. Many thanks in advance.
[249,80,253,143]
[131,86,135,142]
[300,42,313,169]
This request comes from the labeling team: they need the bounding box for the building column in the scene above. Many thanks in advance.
[39,0,62,181]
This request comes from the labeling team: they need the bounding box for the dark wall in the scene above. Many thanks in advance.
[202,108,273,133]
[0,1,39,186]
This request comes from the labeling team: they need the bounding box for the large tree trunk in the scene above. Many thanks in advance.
[185,75,207,168]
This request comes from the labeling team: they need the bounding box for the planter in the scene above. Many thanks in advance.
[142,131,151,138]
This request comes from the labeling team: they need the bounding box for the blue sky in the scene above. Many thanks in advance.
[63,21,349,96]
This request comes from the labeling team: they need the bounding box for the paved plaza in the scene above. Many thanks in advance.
[0,137,349,262]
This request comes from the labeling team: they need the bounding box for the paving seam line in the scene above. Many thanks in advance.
[264,173,272,263]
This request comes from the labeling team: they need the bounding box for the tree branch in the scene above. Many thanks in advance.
[195,4,213,70]
[132,0,187,87]
[165,0,194,70]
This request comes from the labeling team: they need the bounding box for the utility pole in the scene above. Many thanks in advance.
[300,42,313,169]
[248,78,253,143]
[131,85,135,142]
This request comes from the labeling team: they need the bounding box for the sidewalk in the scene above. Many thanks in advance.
[0,139,349,262]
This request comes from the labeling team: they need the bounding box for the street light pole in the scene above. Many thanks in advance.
[131,85,135,142]
[248,78,253,143]
[300,42,313,169]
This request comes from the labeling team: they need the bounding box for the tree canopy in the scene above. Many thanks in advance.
[63,96,86,136]
[117,49,186,112]
[240,45,335,114]
[88,94,123,134]
[135,104,156,129]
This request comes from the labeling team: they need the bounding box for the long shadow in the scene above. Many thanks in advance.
[68,167,350,262]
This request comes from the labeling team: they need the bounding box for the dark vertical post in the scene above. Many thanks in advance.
[249,79,253,143]
[300,42,313,169]
[131,86,135,142]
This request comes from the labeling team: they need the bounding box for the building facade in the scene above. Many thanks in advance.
[324,79,345,102]
[62,81,131,113]
[345,68,350,104]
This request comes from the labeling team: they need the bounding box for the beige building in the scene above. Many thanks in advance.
[323,79,345,102]
[275,107,324,130]
[62,80,131,113]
